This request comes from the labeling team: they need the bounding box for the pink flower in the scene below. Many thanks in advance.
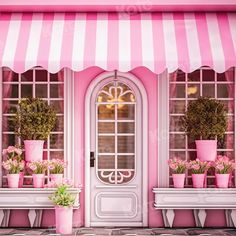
[169,163,177,170]
[15,148,22,156]
[192,164,200,170]
[216,164,224,171]
[7,146,16,153]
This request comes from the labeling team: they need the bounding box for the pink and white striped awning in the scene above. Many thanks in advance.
[0,12,236,74]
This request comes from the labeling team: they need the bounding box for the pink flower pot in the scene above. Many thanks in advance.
[192,173,205,188]
[7,174,20,188]
[18,172,24,188]
[55,206,73,234]
[215,173,230,188]
[24,140,44,162]
[33,174,45,188]
[172,174,185,188]
[50,174,63,185]
[195,140,217,162]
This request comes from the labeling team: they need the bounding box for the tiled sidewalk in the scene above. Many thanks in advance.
[0,228,236,236]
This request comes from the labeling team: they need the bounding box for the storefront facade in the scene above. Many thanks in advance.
[0,0,236,228]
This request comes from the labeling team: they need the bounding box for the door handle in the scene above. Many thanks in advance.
[90,151,95,167]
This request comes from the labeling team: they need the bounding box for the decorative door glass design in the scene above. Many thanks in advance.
[96,81,136,184]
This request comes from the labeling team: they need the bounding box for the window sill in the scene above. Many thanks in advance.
[152,188,236,227]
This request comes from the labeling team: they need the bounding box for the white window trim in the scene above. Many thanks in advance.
[0,68,75,185]
[157,70,170,187]
[64,68,74,182]
[157,68,236,188]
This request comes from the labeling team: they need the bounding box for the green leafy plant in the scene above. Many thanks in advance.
[13,98,57,140]
[182,97,227,140]
[49,184,76,207]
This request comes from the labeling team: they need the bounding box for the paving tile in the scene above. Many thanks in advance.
[151,228,188,235]
[0,228,236,236]
[0,229,15,235]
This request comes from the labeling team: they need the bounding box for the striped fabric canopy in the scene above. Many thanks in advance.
[0,12,235,74]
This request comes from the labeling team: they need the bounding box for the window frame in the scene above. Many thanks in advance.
[157,68,236,188]
[0,68,74,187]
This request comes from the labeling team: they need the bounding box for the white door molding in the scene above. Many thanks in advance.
[85,71,148,227]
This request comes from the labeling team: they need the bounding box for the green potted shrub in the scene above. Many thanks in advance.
[49,183,76,235]
[13,98,57,162]
[182,97,227,161]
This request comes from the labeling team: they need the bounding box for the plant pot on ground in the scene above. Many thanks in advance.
[13,98,57,162]
[49,183,76,235]
[182,97,227,162]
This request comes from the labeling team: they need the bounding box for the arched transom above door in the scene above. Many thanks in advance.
[96,81,136,185]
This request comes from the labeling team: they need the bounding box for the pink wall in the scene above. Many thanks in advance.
[7,66,229,227]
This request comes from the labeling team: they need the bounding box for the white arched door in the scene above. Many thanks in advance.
[85,71,148,227]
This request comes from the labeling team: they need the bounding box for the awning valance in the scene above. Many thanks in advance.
[0,12,235,74]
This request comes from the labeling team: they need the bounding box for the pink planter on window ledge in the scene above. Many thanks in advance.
[18,172,24,188]
[50,174,63,185]
[215,173,230,188]
[192,173,205,188]
[195,140,217,162]
[172,174,185,188]
[24,140,44,162]
[33,174,45,188]
[7,174,20,188]
[55,206,73,234]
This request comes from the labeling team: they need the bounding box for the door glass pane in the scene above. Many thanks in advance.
[118,136,134,153]
[117,105,135,120]
[98,122,115,133]
[98,136,115,153]
[96,81,136,184]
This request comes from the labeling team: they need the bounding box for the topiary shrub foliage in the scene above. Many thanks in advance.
[182,97,227,140]
[13,98,57,140]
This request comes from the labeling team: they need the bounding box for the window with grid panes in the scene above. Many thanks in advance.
[169,67,235,187]
[2,67,64,186]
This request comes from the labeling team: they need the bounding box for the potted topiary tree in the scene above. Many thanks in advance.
[13,98,57,162]
[182,97,227,161]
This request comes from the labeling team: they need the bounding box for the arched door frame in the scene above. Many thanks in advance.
[85,71,148,227]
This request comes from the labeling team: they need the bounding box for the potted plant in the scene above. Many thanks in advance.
[2,145,24,187]
[27,160,48,188]
[182,97,227,161]
[213,155,235,188]
[48,159,67,184]
[188,159,211,188]
[13,98,57,162]
[2,159,25,188]
[49,183,76,235]
[168,157,188,188]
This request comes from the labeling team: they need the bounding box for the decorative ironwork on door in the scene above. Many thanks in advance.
[96,80,136,184]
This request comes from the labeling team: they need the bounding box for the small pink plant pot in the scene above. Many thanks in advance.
[24,140,44,162]
[172,173,185,188]
[195,140,217,162]
[192,173,205,188]
[33,174,45,188]
[50,174,63,185]
[55,206,73,234]
[215,173,230,188]
[7,174,20,188]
